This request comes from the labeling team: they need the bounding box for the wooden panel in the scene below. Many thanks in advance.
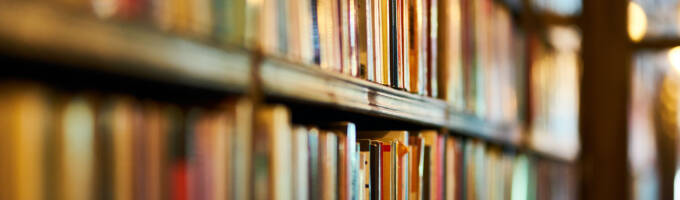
[580,0,630,198]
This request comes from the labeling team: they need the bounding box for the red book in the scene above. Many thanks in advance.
[171,161,188,200]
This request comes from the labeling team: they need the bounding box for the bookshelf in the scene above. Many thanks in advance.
[0,0,576,162]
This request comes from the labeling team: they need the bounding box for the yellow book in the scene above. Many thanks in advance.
[381,0,390,84]
[229,99,253,200]
[0,82,51,200]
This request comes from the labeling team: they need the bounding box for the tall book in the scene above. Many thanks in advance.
[408,0,420,93]
[0,82,51,200]
[341,0,352,75]
[419,130,442,200]
[374,0,385,83]
[438,0,464,110]
[287,0,314,63]
[370,141,383,200]
[324,122,358,200]
[445,137,457,200]
[253,105,293,200]
[99,96,136,200]
[357,0,370,79]
[409,136,425,200]
[358,140,373,199]
[143,102,173,200]
[320,131,339,200]
[401,0,411,91]
[427,0,438,98]
[308,127,322,200]
[389,0,399,87]
[381,0,391,85]
[292,126,310,200]
[228,99,253,200]
[55,95,96,200]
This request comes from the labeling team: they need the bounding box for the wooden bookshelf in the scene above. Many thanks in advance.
[0,1,574,162]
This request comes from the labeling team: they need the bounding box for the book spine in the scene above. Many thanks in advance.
[370,142,382,200]
[389,0,399,88]
[311,0,322,64]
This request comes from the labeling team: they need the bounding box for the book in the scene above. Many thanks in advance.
[370,141,383,200]
[253,105,293,200]
[55,95,96,200]
[0,82,51,200]
[292,126,310,200]
[228,99,254,200]
[445,137,456,200]
[308,127,322,200]
[358,140,373,199]
[320,130,338,200]
[409,136,425,200]
[438,0,464,110]
[389,0,399,87]
[324,122,358,200]
[419,130,440,200]
[102,96,136,200]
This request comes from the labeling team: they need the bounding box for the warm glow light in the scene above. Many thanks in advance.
[668,46,680,72]
[628,2,647,42]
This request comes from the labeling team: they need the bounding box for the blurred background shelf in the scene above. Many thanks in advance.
[633,38,680,49]
[0,1,251,93]
[0,1,577,162]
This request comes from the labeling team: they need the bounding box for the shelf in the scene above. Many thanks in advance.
[632,38,680,49]
[260,57,448,127]
[0,1,251,93]
[0,1,573,162]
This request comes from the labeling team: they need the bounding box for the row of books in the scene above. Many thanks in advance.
[439,0,524,123]
[0,81,575,200]
[56,0,440,96]
[49,0,527,120]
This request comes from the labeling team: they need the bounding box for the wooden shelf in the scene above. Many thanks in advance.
[632,38,680,49]
[0,1,251,93]
[0,1,574,162]
[260,57,448,128]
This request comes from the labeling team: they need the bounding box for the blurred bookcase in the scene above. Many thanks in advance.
[0,0,580,162]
